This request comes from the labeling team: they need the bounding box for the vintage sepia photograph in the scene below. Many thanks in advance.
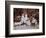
[14,8,39,30]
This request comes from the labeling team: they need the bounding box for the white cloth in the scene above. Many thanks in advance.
[32,18,37,25]
[26,20,31,26]
[21,14,28,23]
[21,14,31,25]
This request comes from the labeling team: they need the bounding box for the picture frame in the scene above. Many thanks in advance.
[5,1,45,37]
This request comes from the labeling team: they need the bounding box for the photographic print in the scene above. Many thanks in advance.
[14,8,39,30]
[5,1,45,37]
